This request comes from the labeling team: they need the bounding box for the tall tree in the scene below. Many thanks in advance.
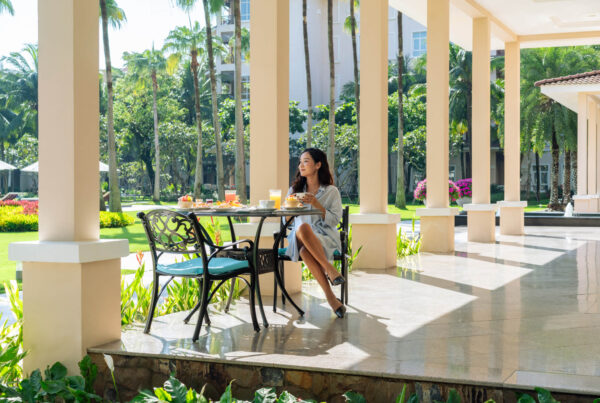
[327,0,336,174]
[100,0,126,213]
[394,11,406,208]
[164,22,208,199]
[0,0,13,15]
[233,0,247,203]
[123,48,167,202]
[174,0,226,201]
[302,0,313,147]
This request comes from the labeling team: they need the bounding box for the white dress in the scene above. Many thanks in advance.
[284,185,343,262]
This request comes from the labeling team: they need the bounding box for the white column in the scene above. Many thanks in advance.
[574,94,590,212]
[416,0,458,253]
[587,98,599,212]
[8,0,127,373]
[464,17,496,242]
[499,41,526,234]
[353,0,400,269]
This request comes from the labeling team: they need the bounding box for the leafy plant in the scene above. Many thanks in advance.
[121,260,152,326]
[397,221,421,258]
[99,211,135,228]
[0,281,25,385]
[0,357,101,402]
[516,387,564,403]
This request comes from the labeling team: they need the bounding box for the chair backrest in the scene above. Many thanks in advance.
[338,206,350,253]
[138,209,207,258]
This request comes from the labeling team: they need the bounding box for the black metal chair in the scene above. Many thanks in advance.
[138,209,260,342]
[273,205,350,310]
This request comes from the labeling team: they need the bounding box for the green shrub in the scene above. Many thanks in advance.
[99,212,135,228]
[0,281,25,385]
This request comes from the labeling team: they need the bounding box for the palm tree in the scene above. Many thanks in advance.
[303,0,313,147]
[175,0,226,201]
[100,0,126,213]
[233,0,247,203]
[164,22,209,200]
[394,11,406,209]
[344,0,359,139]
[123,48,167,203]
[327,0,336,174]
[0,0,14,15]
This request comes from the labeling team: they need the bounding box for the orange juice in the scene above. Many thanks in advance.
[269,189,282,209]
[225,190,237,202]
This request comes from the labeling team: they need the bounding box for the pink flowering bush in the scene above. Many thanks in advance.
[413,179,461,203]
[455,178,472,198]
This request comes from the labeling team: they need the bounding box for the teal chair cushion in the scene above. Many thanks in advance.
[157,257,249,276]
[278,247,341,258]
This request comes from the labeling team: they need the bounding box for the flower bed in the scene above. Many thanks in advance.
[0,201,134,232]
[413,179,461,203]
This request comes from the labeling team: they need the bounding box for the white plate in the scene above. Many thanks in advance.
[280,206,310,212]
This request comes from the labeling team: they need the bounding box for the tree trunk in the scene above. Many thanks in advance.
[572,150,577,196]
[203,0,225,201]
[548,127,560,210]
[563,149,571,205]
[151,70,160,203]
[234,0,247,203]
[327,0,336,175]
[191,50,204,199]
[535,152,540,203]
[524,151,532,202]
[395,11,406,209]
[350,0,359,198]
[100,0,122,212]
[303,0,313,148]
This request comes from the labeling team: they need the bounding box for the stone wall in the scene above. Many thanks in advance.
[88,353,592,402]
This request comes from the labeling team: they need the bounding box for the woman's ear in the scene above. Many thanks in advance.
[316,162,322,170]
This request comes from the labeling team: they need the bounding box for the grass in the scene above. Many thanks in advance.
[0,201,548,291]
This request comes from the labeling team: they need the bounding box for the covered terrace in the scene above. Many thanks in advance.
[7,0,600,400]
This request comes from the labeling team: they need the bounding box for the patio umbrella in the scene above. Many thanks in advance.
[0,160,17,171]
[21,161,111,172]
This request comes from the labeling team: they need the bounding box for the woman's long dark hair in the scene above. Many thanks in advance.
[291,148,334,193]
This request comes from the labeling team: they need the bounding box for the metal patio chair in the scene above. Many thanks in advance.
[138,209,260,342]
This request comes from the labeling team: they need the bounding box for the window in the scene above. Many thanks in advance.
[241,0,250,22]
[412,31,426,57]
[242,77,250,101]
[449,166,456,181]
[530,165,550,192]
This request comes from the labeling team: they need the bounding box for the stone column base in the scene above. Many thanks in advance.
[464,204,497,243]
[350,215,401,269]
[416,208,459,253]
[573,195,600,213]
[9,240,128,374]
[498,201,526,235]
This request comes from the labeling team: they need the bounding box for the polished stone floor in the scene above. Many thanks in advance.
[92,226,600,396]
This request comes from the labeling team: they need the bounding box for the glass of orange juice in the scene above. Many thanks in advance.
[225,190,237,203]
[269,189,282,209]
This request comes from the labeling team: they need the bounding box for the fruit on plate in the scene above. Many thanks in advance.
[179,195,192,202]
[284,196,301,208]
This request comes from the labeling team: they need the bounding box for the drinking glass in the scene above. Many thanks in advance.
[269,189,282,209]
[225,190,237,203]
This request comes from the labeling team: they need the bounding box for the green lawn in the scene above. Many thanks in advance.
[0,202,547,290]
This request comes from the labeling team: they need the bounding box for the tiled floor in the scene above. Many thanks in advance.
[92,226,600,396]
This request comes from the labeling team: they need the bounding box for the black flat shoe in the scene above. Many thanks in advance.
[334,304,346,318]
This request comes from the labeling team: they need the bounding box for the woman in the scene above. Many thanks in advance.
[285,148,346,318]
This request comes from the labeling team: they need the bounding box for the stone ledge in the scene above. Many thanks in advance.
[415,207,460,217]
[497,201,527,208]
[463,203,498,212]
[349,213,401,225]
[8,239,129,264]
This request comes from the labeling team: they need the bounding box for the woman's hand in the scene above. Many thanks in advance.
[300,193,326,218]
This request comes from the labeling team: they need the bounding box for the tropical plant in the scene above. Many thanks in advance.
[397,220,421,258]
[455,178,472,198]
[0,0,13,15]
[100,0,126,213]
[0,357,101,402]
[0,281,24,385]
[395,11,406,209]
[344,0,360,189]
[302,0,313,147]
[327,0,336,174]
[413,179,460,203]
[123,47,168,203]
[164,21,210,200]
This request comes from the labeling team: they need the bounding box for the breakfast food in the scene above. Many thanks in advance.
[284,196,301,208]
[178,195,193,208]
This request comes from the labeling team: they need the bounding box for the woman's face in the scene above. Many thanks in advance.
[299,152,321,178]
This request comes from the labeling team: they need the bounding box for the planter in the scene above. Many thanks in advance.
[457,197,472,207]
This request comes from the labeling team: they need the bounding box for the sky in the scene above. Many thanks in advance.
[0,0,206,68]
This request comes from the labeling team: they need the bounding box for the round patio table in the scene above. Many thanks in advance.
[182,207,322,327]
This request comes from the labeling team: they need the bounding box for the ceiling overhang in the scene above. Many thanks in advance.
[540,84,600,113]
